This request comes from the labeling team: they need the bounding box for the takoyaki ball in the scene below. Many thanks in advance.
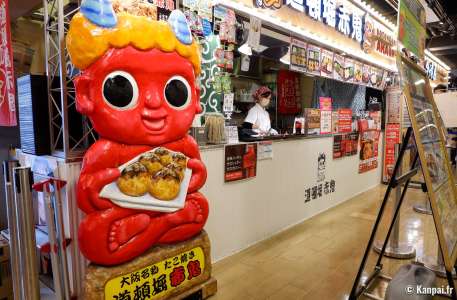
[167,162,185,181]
[139,152,163,175]
[117,162,151,197]
[171,152,188,168]
[154,147,172,165]
[149,168,181,201]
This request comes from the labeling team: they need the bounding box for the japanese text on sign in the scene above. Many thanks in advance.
[304,179,336,203]
[105,247,205,300]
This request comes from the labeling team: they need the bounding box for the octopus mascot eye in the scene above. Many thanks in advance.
[67,0,208,266]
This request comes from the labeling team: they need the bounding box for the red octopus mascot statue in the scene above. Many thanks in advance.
[67,0,208,266]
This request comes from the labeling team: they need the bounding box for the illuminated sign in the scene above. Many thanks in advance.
[254,0,365,44]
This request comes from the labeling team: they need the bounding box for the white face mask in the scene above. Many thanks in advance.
[259,97,270,107]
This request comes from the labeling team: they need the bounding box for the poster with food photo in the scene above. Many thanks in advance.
[333,54,345,81]
[359,130,380,173]
[290,38,307,73]
[224,143,258,182]
[362,64,370,85]
[369,66,379,87]
[344,58,354,82]
[320,49,334,78]
[307,44,321,76]
[354,62,363,84]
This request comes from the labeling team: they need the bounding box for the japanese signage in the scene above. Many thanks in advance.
[333,54,344,81]
[362,17,395,58]
[386,88,402,123]
[105,247,205,299]
[224,143,257,182]
[320,49,333,78]
[337,108,352,133]
[290,38,307,73]
[0,0,17,127]
[425,60,437,81]
[365,87,383,111]
[304,179,336,203]
[277,70,301,114]
[248,16,261,50]
[255,0,365,44]
[383,123,400,182]
[305,108,321,135]
[358,129,380,173]
[258,141,273,160]
[333,132,358,159]
[398,0,426,59]
[149,0,176,20]
[319,97,332,135]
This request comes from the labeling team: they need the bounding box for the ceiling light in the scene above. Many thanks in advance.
[280,47,290,65]
[238,43,252,56]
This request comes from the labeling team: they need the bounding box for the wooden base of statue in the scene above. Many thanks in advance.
[84,230,217,300]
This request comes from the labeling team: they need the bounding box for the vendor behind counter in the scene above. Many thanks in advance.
[242,86,278,137]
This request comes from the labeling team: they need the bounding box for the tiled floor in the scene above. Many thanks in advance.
[210,184,455,300]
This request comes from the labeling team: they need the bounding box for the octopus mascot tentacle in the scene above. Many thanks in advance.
[67,0,208,266]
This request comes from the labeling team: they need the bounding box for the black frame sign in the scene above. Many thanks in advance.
[400,55,457,272]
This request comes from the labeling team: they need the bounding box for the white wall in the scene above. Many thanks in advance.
[435,92,457,127]
[201,136,383,262]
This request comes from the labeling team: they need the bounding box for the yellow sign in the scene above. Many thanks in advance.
[105,247,205,300]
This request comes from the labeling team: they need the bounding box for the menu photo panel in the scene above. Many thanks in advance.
[400,56,457,271]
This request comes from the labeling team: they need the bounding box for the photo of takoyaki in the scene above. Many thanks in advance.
[149,168,181,200]
[139,152,163,175]
[154,147,173,165]
[117,162,151,197]
[360,141,374,160]
[168,162,185,181]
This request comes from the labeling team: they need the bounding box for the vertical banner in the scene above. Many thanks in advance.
[0,0,17,127]
[319,97,332,134]
[277,70,301,114]
[224,143,257,182]
[290,38,307,73]
[383,123,401,182]
[307,44,321,76]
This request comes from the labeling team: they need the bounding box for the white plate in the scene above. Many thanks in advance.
[99,149,191,212]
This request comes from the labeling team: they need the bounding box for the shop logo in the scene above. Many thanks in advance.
[253,0,365,44]
[362,16,395,57]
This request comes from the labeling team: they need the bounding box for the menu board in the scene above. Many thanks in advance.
[383,123,401,182]
[354,62,363,84]
[362,64,370,86]
[320,49,333,78]
[359,130,380,173]
[400,57,457,271]
[277,70,301,114]
[307,44,321,76]
[290,38,307,73]
[333,54,345,81]
[305,108,321,135]
[344,58,354,83]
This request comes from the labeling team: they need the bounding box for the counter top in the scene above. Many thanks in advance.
[198,133,334,151]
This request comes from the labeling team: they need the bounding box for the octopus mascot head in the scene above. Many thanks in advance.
[67,0,202,146]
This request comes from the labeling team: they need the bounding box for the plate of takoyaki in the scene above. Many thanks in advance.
[100,147,192,212]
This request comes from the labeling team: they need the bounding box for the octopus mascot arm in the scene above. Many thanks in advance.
[68,1,209,266]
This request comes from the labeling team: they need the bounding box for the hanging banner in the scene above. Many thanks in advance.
[398,0,426,59]
[0,0,17,127]
[333,54,345,81]
[320,49,333,78]
[319,97,332,135]
[290,38,307,74]
[277,70,301,114]
[224,143,257,182]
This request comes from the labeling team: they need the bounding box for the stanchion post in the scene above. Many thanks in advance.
[2,160,22,300]
[13,167,40,300]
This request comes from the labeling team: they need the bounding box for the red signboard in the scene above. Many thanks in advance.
[337,108,352,133]
[0,0,17,126]
[277,70,301,114]
[383,123,401,181]
[224,143,257,182]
